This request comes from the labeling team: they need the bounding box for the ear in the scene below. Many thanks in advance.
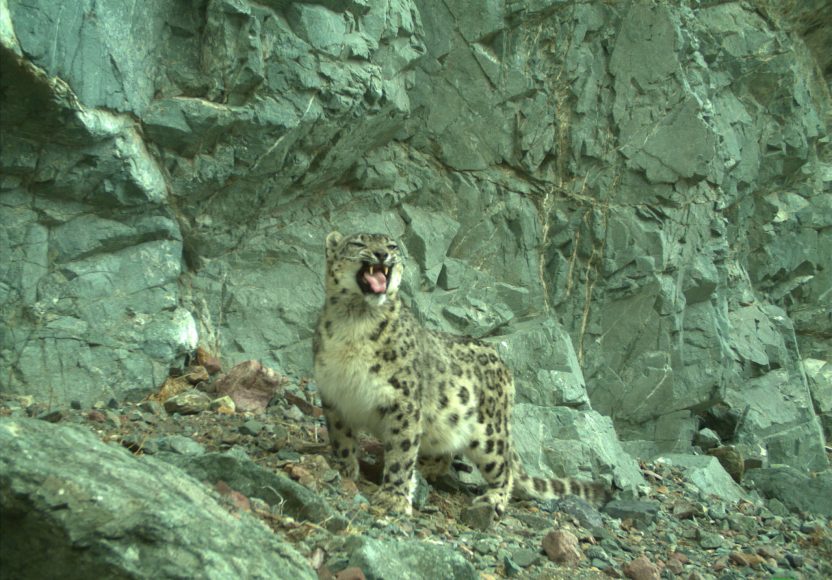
[325,231,343,259]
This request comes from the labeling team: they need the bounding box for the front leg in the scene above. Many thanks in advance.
[322,400,359,480]
[374,400,422,515]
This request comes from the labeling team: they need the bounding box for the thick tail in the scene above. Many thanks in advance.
[510,452,609,506]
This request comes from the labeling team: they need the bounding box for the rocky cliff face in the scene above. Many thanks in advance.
[1,0,829,476]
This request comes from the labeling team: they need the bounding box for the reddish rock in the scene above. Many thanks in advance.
[87,410,107,422]
[213,360,287,413]
[542,530,583,565]
[665,557,684,575]
[622,555,660,580]
[195,346,223,374]
[335,567,366,580]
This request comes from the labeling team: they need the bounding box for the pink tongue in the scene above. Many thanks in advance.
[364,270,388,293]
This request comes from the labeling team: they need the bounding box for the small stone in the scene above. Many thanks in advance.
[665,557,684,575]
[698,530,724,549]
[127,410,144,422]
[139,400,165,415]
[213,360,287,414]
[104,410,122,427]
[603,500,660,529]
[712,556,729,571]
[186,365,210,384]
[552,495,604,529]
[729,552,750,567]
[510,547,539,568]
[757,545,780,560]
[70,400,83,410]
[542,530,583,565]
[460,504,495,531]
[707,446,744,483]
[38,409,64,423]
[622,555,659,580]
[694,428,721,450]
[800,521,822,534]
[155,435,205,456]
[503,555,522,577]
[163,389,211,415]
[786,553,804,568]
[239,419,265,436]
[707,503,727,520]
[107,398,120,410]
[671,500,703,519]
[277,449,300,462]
[210,395,236,414]
[87,410,107,422]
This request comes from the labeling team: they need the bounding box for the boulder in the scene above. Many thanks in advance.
[0,418,315,579]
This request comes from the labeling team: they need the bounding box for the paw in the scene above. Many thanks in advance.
[333,457,360,480]
[473,490,509,518]
[373,488,412,516]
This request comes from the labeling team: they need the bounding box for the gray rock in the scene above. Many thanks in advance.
[724,365,827,471]
[1,0,829,485]
[694,428,722,451]
[239,419,266,436]
[163,389,212,415]
[346,536,477,580]
[698,530,725,550]
[603,500,660,529]
[0,418,315,579]
[745,466,832,517]
[513,404,644,494]
[154,435,205,456]
[157,450,349,532]
[804,358,832,440]
[460,503,495,532]
[658,454,746,503]
[494,318,591,409]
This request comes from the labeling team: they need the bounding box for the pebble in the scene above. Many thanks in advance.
[603,500,660,529]
[509,547,538,567]
[698,530,724,549]
[239,419,265,436]
[621,555,659,580]
[163,389,211,415]
[210,396,236,414]
[542,530,583,565]
[503,555,522,577]
[460,504,495,531]
[139,400,165,415]
[786,552,804,568]
[38,409,64,423]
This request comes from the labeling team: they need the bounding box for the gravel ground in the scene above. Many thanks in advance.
[4,382,830,580]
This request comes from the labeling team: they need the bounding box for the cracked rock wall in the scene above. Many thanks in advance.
[1,0,829,474]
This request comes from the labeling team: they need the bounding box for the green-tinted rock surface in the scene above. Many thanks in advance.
[1,0,829,519]
[0,418,315,579]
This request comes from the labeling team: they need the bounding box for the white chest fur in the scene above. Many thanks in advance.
[314,316,394,436]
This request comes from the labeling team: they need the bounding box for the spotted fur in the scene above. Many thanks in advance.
[313,231,608,517]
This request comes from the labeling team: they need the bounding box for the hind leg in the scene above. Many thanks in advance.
[464,428,513,516]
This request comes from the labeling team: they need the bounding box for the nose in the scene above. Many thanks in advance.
[373,251,388,263]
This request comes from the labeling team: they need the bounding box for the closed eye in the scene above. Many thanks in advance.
[348,241,366,248]
[387,244,398,251]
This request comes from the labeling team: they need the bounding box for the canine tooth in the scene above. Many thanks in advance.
[383,267,389,276]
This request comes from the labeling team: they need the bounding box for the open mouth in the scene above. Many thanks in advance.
[357,263,390,294]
